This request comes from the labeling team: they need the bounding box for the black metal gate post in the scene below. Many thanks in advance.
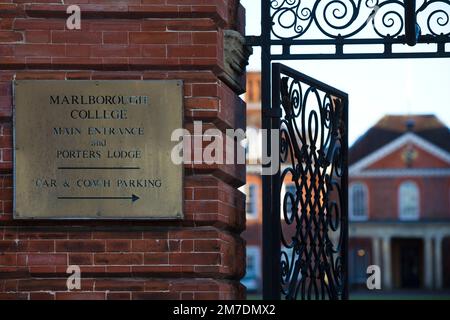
[261,0,280,300]
[342,97,350,300]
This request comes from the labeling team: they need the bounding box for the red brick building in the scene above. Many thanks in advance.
[241,72,262,291]
[348,115,450,290]
[241,72,450,292]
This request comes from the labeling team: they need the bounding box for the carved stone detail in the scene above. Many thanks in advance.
[221,29,253,94]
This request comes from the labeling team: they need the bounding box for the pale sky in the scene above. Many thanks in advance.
[241,0,450,145]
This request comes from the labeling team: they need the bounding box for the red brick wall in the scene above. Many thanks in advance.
[367,145,448,169]
[350,176,450,220]
[245,72,261,104]
[351,158,450,222]
[0,0,246,300]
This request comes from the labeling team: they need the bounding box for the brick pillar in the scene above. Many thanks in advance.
[371,237,381,268]
[0,0,248,300]
[424,236,433,289]
[434,235,443,289]
[381,236,392,290]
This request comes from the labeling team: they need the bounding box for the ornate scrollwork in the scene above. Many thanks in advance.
[418,0,450,36]
[270,0,450,40]
[276,72,347,300]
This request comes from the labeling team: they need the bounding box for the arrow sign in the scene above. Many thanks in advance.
[58,194,140,203]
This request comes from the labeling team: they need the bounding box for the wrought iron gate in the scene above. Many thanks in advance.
[264,64,348,300]
[247,0,450,300]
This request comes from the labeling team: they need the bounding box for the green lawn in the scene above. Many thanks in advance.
[350,290,450,300]
[246,291,450,300]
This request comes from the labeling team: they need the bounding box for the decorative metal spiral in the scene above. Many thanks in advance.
[270,0,450,40]
[419,0,450,36]
[277,74,347,300]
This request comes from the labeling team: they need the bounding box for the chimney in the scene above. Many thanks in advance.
[406,118,415,131]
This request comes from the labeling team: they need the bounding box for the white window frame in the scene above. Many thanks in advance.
[246,183,258,219]
[349,183,369,221]
[281,183,297,219]
[398,181,420,221]
[243,246,261,291]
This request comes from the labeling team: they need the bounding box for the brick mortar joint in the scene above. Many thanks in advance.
[0,272,244,281]
[0,225,234,232]
[15,4,228,25]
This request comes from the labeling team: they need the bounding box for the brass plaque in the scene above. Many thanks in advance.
[14,80,183,219]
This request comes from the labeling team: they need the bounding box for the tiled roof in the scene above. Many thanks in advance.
[349,115,450,165]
